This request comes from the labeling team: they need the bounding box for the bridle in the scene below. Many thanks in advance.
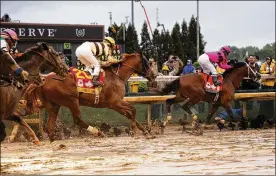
[245,62,259,80]
[26,46,64,76]
[112,54,149,78]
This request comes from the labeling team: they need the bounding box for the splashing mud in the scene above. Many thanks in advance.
[1,127,275,175]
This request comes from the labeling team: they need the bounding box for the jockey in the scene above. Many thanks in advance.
[1,29,29,83]
[198,46,232,86]
[75,37,118,86]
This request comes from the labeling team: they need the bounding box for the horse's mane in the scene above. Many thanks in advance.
[222,62,247,77]
[16,45,41,63]
[121,53,139,62]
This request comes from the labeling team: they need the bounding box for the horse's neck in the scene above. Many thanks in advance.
[225,68,247,88]
[115,64,135,83]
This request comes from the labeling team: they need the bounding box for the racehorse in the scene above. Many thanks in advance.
[0,42,68,143]
[24,53,156,142]
[161,62,260,134]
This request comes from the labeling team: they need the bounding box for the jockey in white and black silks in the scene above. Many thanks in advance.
[75,37,120,86]
[1,29,29,83]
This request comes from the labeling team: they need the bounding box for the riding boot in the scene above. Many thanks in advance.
[212,75,221,86]
[92,75,102,86]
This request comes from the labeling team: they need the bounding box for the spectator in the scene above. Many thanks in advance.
[182,59,195,75]
[259,57,275,119]
[255,55,262,70]
[163,55,183,76]
[216,108,243,120]
[260,57,275,74]
[149,58,158,77]
[159,65,170,76]
[195,66,202,73]
[242,55,260,90]
[163,55,174,71]
[1,13,11,22]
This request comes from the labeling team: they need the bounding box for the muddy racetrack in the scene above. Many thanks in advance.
[1,126,275,175]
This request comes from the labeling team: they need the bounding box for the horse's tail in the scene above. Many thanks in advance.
[161,77,180,95]
[22,84,42,113]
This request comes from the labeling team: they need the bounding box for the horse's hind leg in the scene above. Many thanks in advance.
[6,114,40,145]
[0,120,7,143]
[181,100,203,135]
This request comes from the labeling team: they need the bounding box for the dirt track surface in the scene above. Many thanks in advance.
[1,127,275,175]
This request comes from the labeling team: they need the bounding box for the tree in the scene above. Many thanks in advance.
[125,24,139,54]
[171,22,183,61]
[180,19,189,61]
[116,23,126,45]
[187,15,197,61]
[152,28,161,61]
[188,15,206,62]
[140,21,152,59]
[255,42,275,61]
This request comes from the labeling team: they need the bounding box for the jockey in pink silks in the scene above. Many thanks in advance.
[198,46,232,86]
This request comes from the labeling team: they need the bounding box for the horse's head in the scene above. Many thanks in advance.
[223,62,261,81]
[24,42,69,77]
[122,53,156,82]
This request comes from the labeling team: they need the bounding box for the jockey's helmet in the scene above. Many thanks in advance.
[220,46,231,56]
[1,29,19,41]
[103,37,115,47]
[162,65,169,71]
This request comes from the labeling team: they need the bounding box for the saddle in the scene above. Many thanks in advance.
[199,73,223,93]
[199,73,223,104]
[70,67,105,104]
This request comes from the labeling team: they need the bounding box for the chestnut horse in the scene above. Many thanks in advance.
[25,53,155,142]
[0,42,68,143]
[161,62,260,133]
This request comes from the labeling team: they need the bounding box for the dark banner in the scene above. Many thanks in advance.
[0,22,104,41]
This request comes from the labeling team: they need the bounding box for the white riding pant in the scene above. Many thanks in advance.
[75,42,100,76]
[198,53,217,75]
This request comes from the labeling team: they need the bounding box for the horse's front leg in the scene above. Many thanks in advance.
[0,120,7,143]
[203,103,220,130]
[110,100,148,137]
[6,114,40,145]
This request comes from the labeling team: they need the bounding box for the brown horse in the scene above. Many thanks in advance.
[161,62,260,133]
[0,42,68,143]
[25,53,155,142]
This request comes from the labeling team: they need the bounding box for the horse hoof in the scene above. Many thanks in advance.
[8,136,14,143]
[33,140,40,146]
[129,131,134,137]
[142,131,149,136]
[98,131,106,138]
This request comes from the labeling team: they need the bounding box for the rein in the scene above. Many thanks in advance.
[245,62,258,79]
[28,50,60,69]
[110,54,148,78]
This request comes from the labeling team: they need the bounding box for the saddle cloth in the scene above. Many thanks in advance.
[199,73,223,93]
[70,67,105,94]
